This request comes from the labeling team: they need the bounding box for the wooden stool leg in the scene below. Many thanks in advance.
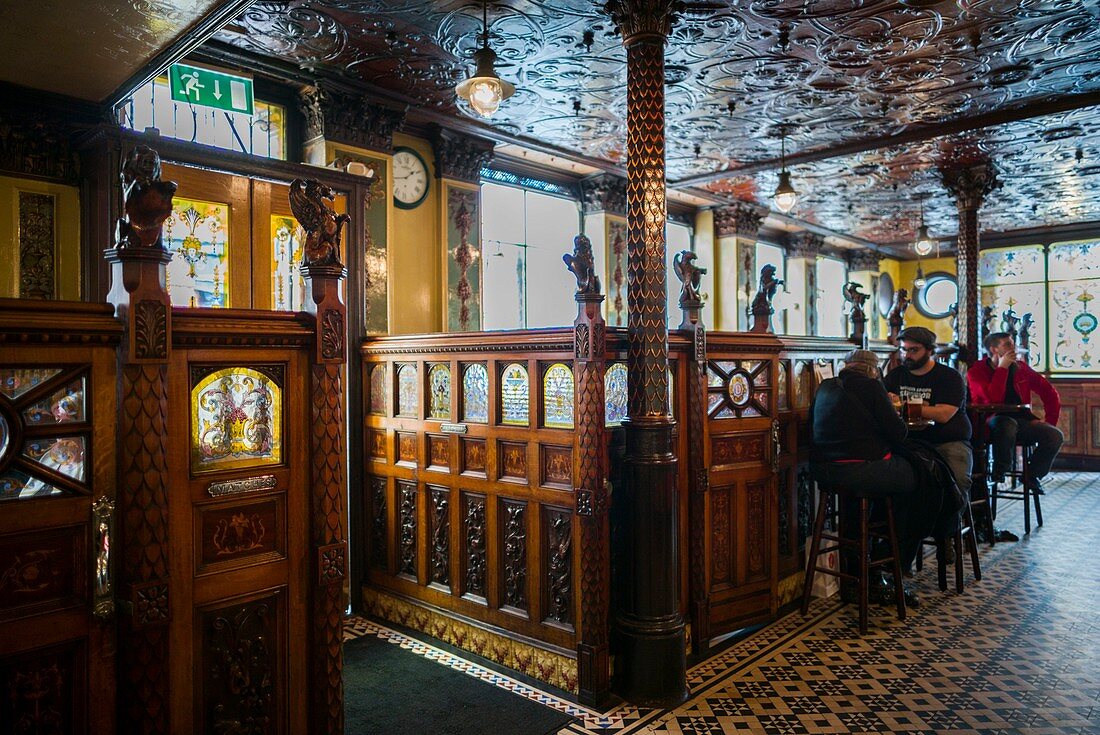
[1022,466,1031,535]
[884,498,906,622]
[964,503,982,582]
[858,498,870,635]
[936,540,948,592]
[954,528,964,593]
[801,490,830,616]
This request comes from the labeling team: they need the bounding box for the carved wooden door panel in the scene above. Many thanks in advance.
[0,343,118,734]
[166,345,309,734]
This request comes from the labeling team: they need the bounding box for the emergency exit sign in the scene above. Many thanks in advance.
[169,63,254,115]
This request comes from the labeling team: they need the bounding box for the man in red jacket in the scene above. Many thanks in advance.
[967,331,1063,492]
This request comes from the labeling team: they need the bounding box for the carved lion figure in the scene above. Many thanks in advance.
[289,178,352,266]
[673,250,707,305]
[563,233,601,296]
[116,145,177,249]
[751,263,782,316]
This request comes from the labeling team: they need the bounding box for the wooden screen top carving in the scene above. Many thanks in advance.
[116,145,177,251]
[289,179,351,268]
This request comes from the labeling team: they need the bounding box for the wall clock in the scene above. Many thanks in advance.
[392,146,430,209]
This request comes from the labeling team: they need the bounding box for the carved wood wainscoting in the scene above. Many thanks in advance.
[0,300,122,735]
[169,310,319,735]
[1047,378,1100,470]
[361,330,584,693]
[773,338,899,610]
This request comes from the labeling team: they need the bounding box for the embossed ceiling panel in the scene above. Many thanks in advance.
[218,0,1100,243]
[0,0,231,101]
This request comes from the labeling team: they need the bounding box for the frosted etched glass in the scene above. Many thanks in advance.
[1049,240,1100,282]
[978,246,1044,286]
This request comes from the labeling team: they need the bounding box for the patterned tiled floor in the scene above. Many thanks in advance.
[348,472,1100,734]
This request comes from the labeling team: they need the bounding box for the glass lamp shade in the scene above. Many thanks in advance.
[913,264,927,290]
[455,46,515,119]
[913,224,935,257]
[773,170,798,213]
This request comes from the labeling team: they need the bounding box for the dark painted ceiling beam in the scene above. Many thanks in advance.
[671,90,1100,189]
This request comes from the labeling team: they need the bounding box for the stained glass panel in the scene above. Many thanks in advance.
[463,364,489,423]
[428,364,451,420]
[727,372,751,406]
[165,197,230,308]
[500,363,529,426]
[397,365,418,418]
[706,365,724,387]
[777,361,789,411]
[1049,280,1100,372]
[23,436,86,482]
[707,392,723,415]
[978,246,1044,286]
[981,284,1047,371]
[191,367,282,472]
[0,368,62,399]
[604,363,627,426]
[0,469,64,501]
[369,364,387,415]
[23,378,85,425]
[271,215,306,311]
[1049,240,1100,282]
[543,363,574,429]
[0,414,7,461]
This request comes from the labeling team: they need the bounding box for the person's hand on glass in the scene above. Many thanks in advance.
[887,391,902,413]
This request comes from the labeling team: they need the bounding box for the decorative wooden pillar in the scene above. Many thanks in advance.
[607,0,688,706]
[580,173,629,327]
[104,145,177,735]
[787,232,823,336]
[430,125,495,332]
[673,251,709,653]
[290,179,351,735]
[847,250,882,341]
[713,203,764,331]
[941,161,1000,365]
[564,235,611,705]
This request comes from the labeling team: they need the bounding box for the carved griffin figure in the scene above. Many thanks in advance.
[116,145,177,249]
[843,281,868,309]
[289,178,351,266]
[888,287,910,327]
[563,233,601,296]
[673,250,707,305]
[751,263,783,316]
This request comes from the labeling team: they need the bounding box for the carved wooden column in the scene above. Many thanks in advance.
[564,235,611,705]
[430,125,494,331]
[713,203,764,331]
[941,161,1000,365]
[847,250,882,341]
[104,145,177,735]
[292,179,351,735]
[607,0,688,706]
[787,232,823,336]
[580,173,629,327]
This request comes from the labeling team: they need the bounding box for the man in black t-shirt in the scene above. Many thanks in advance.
[884,326,973,501]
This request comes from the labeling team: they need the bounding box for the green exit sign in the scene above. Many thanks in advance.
[169,63,254,115]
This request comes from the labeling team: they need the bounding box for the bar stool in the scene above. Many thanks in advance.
[801,486,906,634]
[915,499,982,593]
[991,440,1043,534]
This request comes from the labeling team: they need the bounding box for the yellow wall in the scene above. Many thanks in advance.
[0,175,80,299]
[391,132,442,334]
[898,256,957,344]
[879,257,900,338]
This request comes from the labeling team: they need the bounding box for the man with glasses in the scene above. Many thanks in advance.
[883,326,973,504]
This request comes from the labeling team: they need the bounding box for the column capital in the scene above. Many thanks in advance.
[847,249,882,273]
[580,173,628,217]
[787,231,824,259]
[940,160,1001,210]
[429,124,495,184]
[299,86,407,154]
[713,203,763,240]
[606,0,680,43]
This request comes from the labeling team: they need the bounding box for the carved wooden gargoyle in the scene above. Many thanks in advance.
[750,264,783,333]
[888,287,910,327]
[116,145,177,249]
[289,178,351,267]
[673,250,706,306]
[843,281,868,341]
[563,233,601,296]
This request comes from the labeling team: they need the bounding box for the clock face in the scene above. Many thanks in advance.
[393,147,429,209]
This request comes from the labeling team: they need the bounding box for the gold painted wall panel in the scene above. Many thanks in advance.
[0,176,79,300]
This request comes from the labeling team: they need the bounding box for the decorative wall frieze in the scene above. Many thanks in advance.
[713,203,764,240]
[579,173,628,216]
[847,249,882,273]
[0,109,81,182]
[786,231,824,259]
[299,86,407,154]
[429,125,495,183]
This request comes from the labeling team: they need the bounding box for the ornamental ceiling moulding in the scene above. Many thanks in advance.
[786,231,824,259]
[713,202,764,239]
[579,172,628,217]
[299,86,408,154]
[429,124,495,184]
[847,249,883,273]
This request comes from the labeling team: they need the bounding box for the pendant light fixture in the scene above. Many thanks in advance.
[913,261,927,290]
[455,0,515,119]
[773,131,798,214]
[913,196,935,257]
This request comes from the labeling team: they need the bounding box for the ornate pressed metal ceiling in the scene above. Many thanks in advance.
[218,0,1100,246]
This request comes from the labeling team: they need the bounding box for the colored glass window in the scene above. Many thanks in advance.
[428,364,451,420]
[500,363,529,426]
[271,215,306,311]
[978,245,1044,285]
[1,469,64,501]
[604,363,627,427]
[23,378,85,425]
[369,364,387,415]
[397,365,418,418]
[165,197,230,308]
[463,364,489,423]
[23,436,86,482]
[0,368,62,400]
[981,283,1047,371]
[543,363,574,429]
[191,367,282,472]
[1049,280,1098,371]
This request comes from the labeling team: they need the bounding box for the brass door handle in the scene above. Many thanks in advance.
[92,497,115,620]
